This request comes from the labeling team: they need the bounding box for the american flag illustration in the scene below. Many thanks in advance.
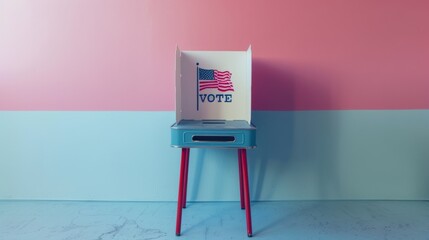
[198,68,234,92]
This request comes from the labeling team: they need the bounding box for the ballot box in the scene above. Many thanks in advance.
[171,46,256,237]
[171,46,256,148]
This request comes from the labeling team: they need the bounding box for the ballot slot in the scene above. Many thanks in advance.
[192,135,235,142]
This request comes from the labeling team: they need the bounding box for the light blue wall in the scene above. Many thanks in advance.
[1,110,428,201]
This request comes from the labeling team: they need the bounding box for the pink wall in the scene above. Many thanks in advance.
[1,0,428,111]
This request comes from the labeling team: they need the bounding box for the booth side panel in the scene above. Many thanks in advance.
[246,46,252,123]
[175,47,182,121]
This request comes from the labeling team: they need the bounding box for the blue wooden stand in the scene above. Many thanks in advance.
[171,120,256,237]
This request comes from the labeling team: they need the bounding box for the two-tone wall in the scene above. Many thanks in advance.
[1,0,428,201]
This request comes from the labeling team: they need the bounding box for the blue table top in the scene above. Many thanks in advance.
[171,120,256,148]
[171,120,256,130]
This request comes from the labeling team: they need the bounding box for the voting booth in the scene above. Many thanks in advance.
[171,46,256,237]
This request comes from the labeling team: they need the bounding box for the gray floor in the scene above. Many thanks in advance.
[0,200,428,240]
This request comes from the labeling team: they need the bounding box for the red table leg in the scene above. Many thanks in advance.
[176,148,187,236]
[177,148,252,237]
[240,149,253,237]
[238,150,245,209]
[182,148,190,208]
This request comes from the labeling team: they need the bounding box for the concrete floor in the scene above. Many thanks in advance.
[0,200,428,240]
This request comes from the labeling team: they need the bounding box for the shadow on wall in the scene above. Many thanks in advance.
[249,58,343,200]
[180,58,346,201]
